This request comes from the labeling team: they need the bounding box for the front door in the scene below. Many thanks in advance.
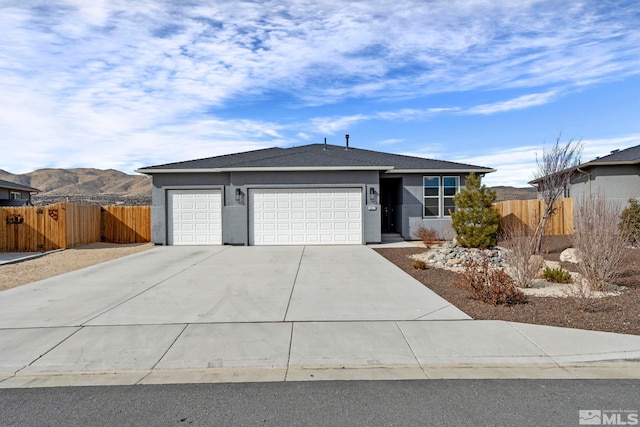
[380,178,402,233]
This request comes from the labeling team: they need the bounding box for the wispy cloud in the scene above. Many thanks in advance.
[464,90,558,115]
[455,134,640,187]
[0,1,639,173]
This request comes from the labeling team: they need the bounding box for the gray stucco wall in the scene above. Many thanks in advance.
[150,170,381,245]
[0,188,31,200]
[399,174,469,240]
[569,165,640,209]
[150,169,478,245]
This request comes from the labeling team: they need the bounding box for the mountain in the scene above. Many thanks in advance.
[0,168,151,206]
[491,186,537,202]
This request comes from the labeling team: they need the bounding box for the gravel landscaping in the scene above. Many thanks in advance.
[375,244,640,336]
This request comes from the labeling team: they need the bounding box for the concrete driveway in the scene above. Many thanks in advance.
[2,245,640,388]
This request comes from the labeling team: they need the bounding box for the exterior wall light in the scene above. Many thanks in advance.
[369,187,376,203]
[235,188,244,204]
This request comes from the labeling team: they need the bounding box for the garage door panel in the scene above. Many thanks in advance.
[168,190,222,245]
[250,188,362,246]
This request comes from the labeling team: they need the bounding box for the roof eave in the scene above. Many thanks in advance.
[0,184,40,193]
[136,166,395,174]
[579,159,640,168]
[385,168,496,174]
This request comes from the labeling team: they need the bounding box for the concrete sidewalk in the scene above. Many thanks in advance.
[1,246,640,388]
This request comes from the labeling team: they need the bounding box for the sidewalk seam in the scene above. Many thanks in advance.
[15,327,83,375]
[395,321,431,379]
[283,322,295,382]
[137,323,189,384]
[282,246,305,322]
[505,322,577,377]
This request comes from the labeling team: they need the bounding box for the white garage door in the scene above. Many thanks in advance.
[168,189,222,245]
[250,188,362,245]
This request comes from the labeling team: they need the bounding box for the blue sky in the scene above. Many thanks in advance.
[1,0,639,186]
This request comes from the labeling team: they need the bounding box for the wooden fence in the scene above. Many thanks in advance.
[0,203,150,252]
[493,198,574,235]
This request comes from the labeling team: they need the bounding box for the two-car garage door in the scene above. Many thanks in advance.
[250,188,362,245]
[167,187,363,245]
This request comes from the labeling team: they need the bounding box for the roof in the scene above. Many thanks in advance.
[0,178,39,193]
[581,144,640,167]
[528,143,640,185]
[137,143,495,174]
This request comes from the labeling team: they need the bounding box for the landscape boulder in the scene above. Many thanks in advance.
[559,248,580,264]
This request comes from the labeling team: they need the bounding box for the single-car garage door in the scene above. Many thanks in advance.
[250,188,362,245]
[168,189,222,245]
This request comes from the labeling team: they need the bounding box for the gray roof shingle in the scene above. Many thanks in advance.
[586,144,640,165]
[0,178,39,193]
[138,143,494,173]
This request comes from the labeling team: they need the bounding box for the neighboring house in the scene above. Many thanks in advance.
[137,142,495,246]
[0,179,39,206]
[530,144,640,208]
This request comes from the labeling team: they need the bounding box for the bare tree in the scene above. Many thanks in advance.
[573,194,630,291]
[531,134,583,253]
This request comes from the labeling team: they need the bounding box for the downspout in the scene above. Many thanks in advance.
[575,167,591,197]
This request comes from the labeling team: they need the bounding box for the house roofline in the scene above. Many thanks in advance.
[385,168,496,174]
[0,183,40,193]
[136,166,395,174]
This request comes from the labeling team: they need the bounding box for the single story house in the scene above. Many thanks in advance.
[0,179,39,206]
[137,141,495,246]
[530,144,640,208]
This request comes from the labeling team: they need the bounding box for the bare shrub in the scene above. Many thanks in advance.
[453,255,527,306]
[414,225,439,248]
[500,225,541,288]
[412,259,427,270]
[562,281,601,312]
[573,195,632,291]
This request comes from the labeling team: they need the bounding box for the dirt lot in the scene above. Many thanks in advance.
[375,245,640,336]
[0,243,153,291]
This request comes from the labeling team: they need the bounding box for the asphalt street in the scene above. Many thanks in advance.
[2,379,640,426]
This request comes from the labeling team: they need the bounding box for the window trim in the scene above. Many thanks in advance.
[10,192,22,200]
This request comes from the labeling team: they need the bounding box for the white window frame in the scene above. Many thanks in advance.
[423,176,460,218]
[10,192,22,200]
[442,176,460,217]
[423,176,440,217]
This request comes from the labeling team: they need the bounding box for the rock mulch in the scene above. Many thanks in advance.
[411,242,505,270]
[375,246,640,336]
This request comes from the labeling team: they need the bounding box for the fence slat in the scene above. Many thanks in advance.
[1,204,150,252]
[493,198,573,235]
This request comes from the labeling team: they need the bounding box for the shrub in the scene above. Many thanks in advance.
[453,255,527,306]
[619,198,640,245]
[542,266,573,283]
[500,225,540,288]
[451,173,501,249]
[573,195,631,291]
[414,226,439,247]
[412,259,427,270]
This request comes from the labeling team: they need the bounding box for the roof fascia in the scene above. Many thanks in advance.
[386,168,496,174]
[137,166,394,174]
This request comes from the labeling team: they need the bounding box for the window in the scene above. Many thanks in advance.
[443,177,459,216]
[10,192,21,200]
[423,176,460,217]
[423,177,439,217]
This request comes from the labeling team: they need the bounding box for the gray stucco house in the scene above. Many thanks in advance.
[0,179,39,206]
[137,142,495,246]
[531,144,640,208]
